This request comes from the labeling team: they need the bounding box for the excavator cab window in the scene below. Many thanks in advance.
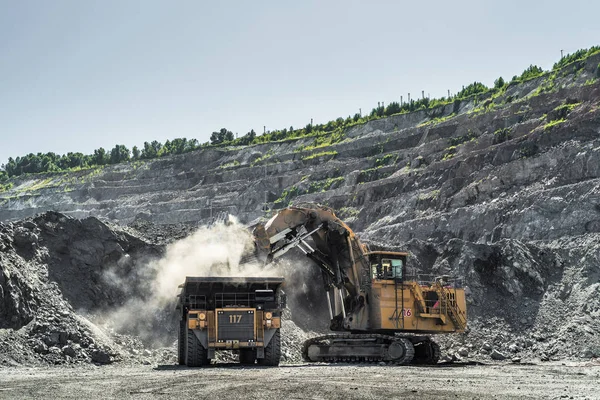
[371,258,403,280]
[391,259,403,280]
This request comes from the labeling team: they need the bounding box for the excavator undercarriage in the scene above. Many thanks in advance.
[303,334,440,365]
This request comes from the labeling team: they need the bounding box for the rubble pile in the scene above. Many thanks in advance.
[0,212,316,367]
[0,212,167,366]
[281,309,313,363]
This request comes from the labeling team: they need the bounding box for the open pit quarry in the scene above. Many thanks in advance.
[1,53,600,399]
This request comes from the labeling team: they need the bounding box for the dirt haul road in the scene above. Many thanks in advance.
[0,363,598,400]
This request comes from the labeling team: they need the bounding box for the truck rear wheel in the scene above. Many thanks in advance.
[186,329,209,367]
[258,329,281,366]
[178,320,186,365]
[239,349,256,365]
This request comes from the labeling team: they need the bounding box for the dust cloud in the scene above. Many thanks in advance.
[151,216,278,304]
[99,216,326,346]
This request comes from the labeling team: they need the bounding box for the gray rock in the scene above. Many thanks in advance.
[457,347,469,357]
[440,355,453,363]
[48,346,62,356]
[91,349,112,364]
[43,332,60,346]
[33,342,48,354]
[62,345,76,358]
[482,342,493,351]
[491,349,507,361]
[580,348,594,359]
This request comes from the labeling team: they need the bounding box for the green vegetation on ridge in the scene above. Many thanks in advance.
[1,45,599,182]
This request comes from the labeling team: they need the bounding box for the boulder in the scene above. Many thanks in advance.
[91,349,112,364]
[491,349,507,361]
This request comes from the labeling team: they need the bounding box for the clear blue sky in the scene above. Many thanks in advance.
[1,0,598,165]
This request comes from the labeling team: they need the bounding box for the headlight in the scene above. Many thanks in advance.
[265,312,273,319]
[199,313,206,320]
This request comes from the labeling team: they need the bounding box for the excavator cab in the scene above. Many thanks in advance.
[368,252,406,281]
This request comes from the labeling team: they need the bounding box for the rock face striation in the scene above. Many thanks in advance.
[1,53,600,363]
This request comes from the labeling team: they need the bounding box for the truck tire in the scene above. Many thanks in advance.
[186,329,208,367]
[239,349,256,365]
[258,329,280,366]
[178,320,186,365]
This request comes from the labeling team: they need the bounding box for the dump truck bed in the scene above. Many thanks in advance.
[177,276,285,311]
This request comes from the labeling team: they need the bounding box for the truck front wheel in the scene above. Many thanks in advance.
[186,329,209,367]
[258,329,281,366]
[178,320,186,365]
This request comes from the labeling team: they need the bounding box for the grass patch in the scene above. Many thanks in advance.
[308,177,345,193]
[543,118,566,130]
[418,113,457,127]
[251,150,275,166]
[302,150,338,161]
[295,130,345,153]
[219,160,240,169]
[0,182,13,193]
[418,189,440,201]
[274,186,301,205]
[374,153,398,167]
[449,131,478,147]
[493,127,512,144]
[337,206,360,219]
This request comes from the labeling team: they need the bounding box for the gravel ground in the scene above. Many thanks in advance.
[0,362,598,400]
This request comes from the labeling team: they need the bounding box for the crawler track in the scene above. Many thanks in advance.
[303,334,438,365]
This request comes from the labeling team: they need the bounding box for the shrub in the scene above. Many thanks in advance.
[513,65,544,82]
[456,82,489,99]
[553,46,600,70]
[494,77,506,89]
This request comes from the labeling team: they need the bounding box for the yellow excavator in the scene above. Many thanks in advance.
[252,204,467,364]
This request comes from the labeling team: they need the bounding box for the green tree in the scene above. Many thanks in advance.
[109,145,130,164]
[132,146,140,160]
[210,128,234,144]
[514,65,544,82]
[494,77,505,89]
[186,139,199,151]
[4,158,17,177]
[170,138,188,154]
[456,82,489,98]
[92,148,109,165]
[59,152,89,169]
[141,141,162,159]
[385,102,402,115]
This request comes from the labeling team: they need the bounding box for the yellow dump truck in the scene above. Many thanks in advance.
[176,277,286,366]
